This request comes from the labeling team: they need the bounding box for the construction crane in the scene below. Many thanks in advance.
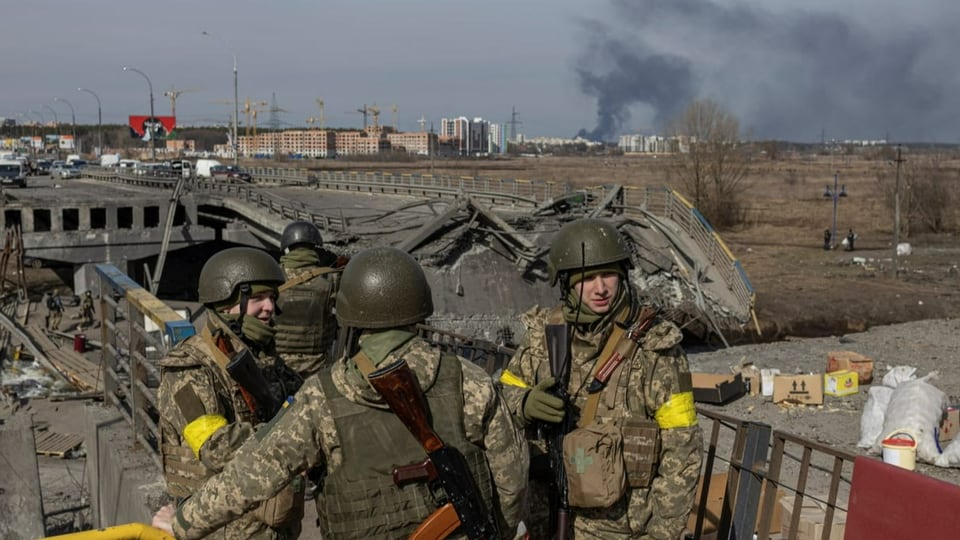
[163,86,199,127]
[315,98,325,129]
[350,104,371,129]
[368,103,381,131]
[242,97,268,139]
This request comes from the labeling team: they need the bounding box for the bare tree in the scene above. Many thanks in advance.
[667,99,750,228]
[876,152,956,236]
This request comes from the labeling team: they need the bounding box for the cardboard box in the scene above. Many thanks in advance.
[939,406,960,443]
[780,495,846,540]
[824,370,859,397]
[687,472,783,536]
[692,373,747,404]
[773,374,823,405]
[826,351,874,384]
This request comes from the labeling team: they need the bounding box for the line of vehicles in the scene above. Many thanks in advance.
[0,151,253,187]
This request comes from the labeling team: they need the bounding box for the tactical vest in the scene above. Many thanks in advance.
[548,305,661,490]
[316,353,495,539]
[159,336,259,498]
[275,266,338,357]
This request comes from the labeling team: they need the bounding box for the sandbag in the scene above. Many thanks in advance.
[872,374,947,463]
[858,385,894,449]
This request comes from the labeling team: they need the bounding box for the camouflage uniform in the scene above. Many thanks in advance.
[80,292,96,330]
[501,218,702,539]
[158,246,303,540]
[172,246,528,540]
[171,335,529,539]
[158,316,303,540]
[502,300,702,539]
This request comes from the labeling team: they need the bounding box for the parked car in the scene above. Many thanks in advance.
[210,165,252,182]
[55,164,82,179]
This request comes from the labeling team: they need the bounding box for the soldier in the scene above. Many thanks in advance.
[499,218,703,539]
[154,247,529,539]
[79,291,96,331]
[47,289,64,332]
[274,220,341,379]
[156,247,305,540]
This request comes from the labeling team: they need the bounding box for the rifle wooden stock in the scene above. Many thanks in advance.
[369,360,499,540]
[409,502,460,540]
[216,333,278,423]
[367,360,443,453]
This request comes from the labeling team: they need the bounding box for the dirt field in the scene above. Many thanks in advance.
[309,152,960,342]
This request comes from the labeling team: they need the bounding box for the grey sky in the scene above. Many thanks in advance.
[4,0,958,142]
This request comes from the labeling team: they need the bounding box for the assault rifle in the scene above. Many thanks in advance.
[544,322,573,540]
[368,359,499,540]
[215,333,281,424]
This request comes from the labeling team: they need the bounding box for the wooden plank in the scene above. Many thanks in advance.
[0,412,45,538]
[35,431,84,458]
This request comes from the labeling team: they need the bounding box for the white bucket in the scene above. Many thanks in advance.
[881,430,917,471]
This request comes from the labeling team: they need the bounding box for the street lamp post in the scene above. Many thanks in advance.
[822,171,848,249]
[202,31,240,167]
[78,88,102,157]
[42,104,60,159]
[53,97,77,155]
[123,66,156,161]
[28,110,44,157]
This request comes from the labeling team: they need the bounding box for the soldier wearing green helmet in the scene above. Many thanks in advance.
[500,217,703,539]
[274,220,344,379]
[156,246,305,540]
[154,246,529,540]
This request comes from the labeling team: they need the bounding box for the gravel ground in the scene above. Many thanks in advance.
[687,317,960,494]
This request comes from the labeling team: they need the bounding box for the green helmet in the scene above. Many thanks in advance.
[197,247,285,306]
[280,220,323,252]
[548,218,631,286]
[336,247,433,329]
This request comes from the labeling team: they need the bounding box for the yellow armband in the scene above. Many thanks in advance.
[654,392,697,429]
[499,369,530,389]
[182,414,228,458]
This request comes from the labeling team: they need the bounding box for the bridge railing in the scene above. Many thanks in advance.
[88,166,754,322]
[94,264,196,470]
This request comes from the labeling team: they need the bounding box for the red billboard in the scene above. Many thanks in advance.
[129,116,176,140]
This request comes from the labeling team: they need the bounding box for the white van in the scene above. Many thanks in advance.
[0,160,27,188]
[195,159,223,179]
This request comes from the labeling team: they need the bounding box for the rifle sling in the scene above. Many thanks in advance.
[278,266,337,292]
[200,326,233,374]
[578,324,625,428]
[352,349,378,377]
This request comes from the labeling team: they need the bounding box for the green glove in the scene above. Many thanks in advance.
[523,377,565,424]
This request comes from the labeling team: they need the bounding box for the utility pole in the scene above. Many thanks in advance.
[893,144,905,276]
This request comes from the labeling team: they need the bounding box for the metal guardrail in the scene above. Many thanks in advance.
[94,264,195,470]
[695,408,856,540]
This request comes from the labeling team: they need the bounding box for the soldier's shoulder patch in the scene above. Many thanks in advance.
[640,320,683,351]
[158,338,207,368]
[519,305,549,330]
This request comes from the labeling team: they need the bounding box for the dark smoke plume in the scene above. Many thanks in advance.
[576,0,960,142]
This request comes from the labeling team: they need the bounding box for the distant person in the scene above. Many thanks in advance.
[846,228,856,251]
[79,291,96,331]
[46,289,64,332]
[274,220,343,379]
[823,228,832,251]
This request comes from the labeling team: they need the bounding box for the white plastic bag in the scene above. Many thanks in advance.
[882,365,918,388]
[934,438,960,467]
[858,385,895,449]
[872,374,947,463]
